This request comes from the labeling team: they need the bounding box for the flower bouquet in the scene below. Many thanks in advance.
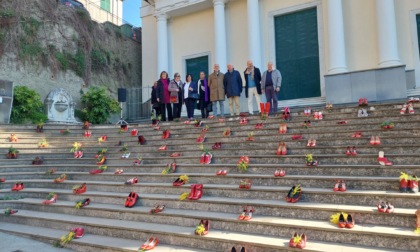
[32,156,44,165]
[36,123,44,133]
[42,192,58,204]
[53,230,75,248]
[239,179,252,189]
[246,132,254,141]
[162,162,177,174]
[194,119,202,127]
[4,207,18,216]
[45,168,56,175]
[38,138,49,148]
[75,198,90,209]
[237,156,250,173]
[381,121,394,129]
[173,175,189,186]
[6,146,19,159]
[9,134,18,142]
[305,154,318,166]
[96,154,106,165]
[70,142,83,159]
[54,174,66,183]
[98,135,107,143]
[223,128,231,137]
[60,128,70,135]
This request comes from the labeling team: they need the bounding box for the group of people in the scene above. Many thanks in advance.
[151,61,282,121]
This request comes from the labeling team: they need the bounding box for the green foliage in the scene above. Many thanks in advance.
[55,51,69,70]
[78,86,120,124]
[0,9,15,18]
[76,9,91,23]
[18,18,43,60]
[71,49,85,77]
[11,86,47,124]
[21,17,41,37]
[91,48,108,71]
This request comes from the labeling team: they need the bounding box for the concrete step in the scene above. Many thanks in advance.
[0,172,403,191]
[0,209,414,251]
[1,181,419,208]
[0,223,209,252]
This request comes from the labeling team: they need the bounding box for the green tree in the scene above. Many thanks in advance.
[11,86,47,124]
[79,86,120,124]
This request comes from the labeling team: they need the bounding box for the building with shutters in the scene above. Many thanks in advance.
[77,0,123,25]
[141,0,420,108]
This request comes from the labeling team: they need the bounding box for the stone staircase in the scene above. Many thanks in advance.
[0,100,420,252]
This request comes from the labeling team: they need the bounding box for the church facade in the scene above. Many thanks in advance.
[141,0,420,107]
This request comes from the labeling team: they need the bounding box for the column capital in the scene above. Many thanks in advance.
[155,12,169,21]
[213,0,228,7]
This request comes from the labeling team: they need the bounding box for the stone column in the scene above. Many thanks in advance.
[213,0,228,72]
[156,13,169,74]
[247,0,261,68]
[327,0,347,74]
[376,0,400,67]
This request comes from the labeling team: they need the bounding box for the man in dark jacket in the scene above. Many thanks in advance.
[243,60,262,115]
[223,64,242,116]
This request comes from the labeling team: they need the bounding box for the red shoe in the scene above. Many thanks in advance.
[188,184,197,200]
[42,194,58,204]
[131,129,138,136]
[385,202,395,213]
[145,237,159,250]
[89,169,104,174]
[16,183,24,191]
[408,103,415,114]
[278,169,286,177]
[73,183,86,194]
[338,213,346,228]
[409,176,419,193]
[375,136,381,145]
[351,147,358,156]
[378,151,392,166]
[281,143,287,155]
[162,130,170,139]
[345,147,351,156]
[212,142,221,150]
[71,227,85,238]
[369,136,376,145]
[200,154,205,164]
[339,180,347,192]
[0,178,5,183]
[125,177,138,185]
[274,169,280,177]
[138,135,146,145]
[196,134,206,143]
[191,184,203,200]
[276,143,283,156]
[243,206,254,221]
[314,112,319,120]
[296,234,307,249]
[333,180,340,192]
[221,170,227,176]
[203,153,212,165]
[125,192,138,208]
[216,170,222,176]
[291,135,302,140]
[377,201,387,213]
[158,145,167,151]
[170,152,181,157]
[351,132,362,138]
[289,233,299,248]
[11,183,18,191]
[346,214,355,228]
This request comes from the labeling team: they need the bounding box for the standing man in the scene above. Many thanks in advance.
[261,61,282,115]
[208,64,225,118]
[243,60,262,115]
[224,64,243,116]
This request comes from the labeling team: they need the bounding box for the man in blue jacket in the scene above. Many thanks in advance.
[224,64,243,116]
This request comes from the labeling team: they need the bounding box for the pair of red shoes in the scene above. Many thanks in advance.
[274,169,286,177]
[378,151,393,166]
[254,123,263,129]
[162,130,170,139]
[333,180,346,192]
[138,135,146,145]
[351,131,362,138]
[345,146,357,156]
[200,152,212,164]
[73,183,87,194]
[370,136,381,145]
[286,185,302,203]
[313,111,323,120]
[239,117,248,125]
[89,169,104,174]
[131,129,138,136]
[212,142,222,150]
[358,97,368,106]
[83,131,92,137]
[188,184,203,200]
[377,201,394,213]
[239,179,252,189]
[291,135,303,140]
[289,233,306,249]
[216,170,227,176]
[70,227,85,238]
[278,124,287,134]
[338,213,355,228]
[140,237,159,250]
[125,192,138,208]
[74,150,83,158]
[11,183,24,191]
[238,206,254,221]
[276,142,287,156]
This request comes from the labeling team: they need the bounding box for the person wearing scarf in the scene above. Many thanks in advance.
[198,71,211,118]
[243,60,262,115]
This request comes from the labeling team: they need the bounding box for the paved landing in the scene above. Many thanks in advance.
[0,231,74,252]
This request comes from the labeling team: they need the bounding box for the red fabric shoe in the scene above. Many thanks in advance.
[289,233,298,248]
[73,183,86,194]
[191,184,203,200]
[42,194,58,204]
[71,227,84,238]
[125,177,138,185]
[338,213,346,228]
[377,201,387,213]
[188,184,197,200]
[0,178,5,183]
[296,234,307,249]
[11,183,19,191]
[89,169,104,174]
[125,192,138,208]
[345,214,355,228]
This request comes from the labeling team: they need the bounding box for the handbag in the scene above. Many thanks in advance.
[190,92,199,99]
[170,95,177,103]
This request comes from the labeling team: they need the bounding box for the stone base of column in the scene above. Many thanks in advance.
[325,65,407,104]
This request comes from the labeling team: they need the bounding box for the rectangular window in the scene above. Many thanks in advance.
[274,7,321,100]
[100,0,111,12]
[186,55,209,82]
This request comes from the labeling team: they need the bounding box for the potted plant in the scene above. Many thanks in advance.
[36,122,44,133]
[38,139,49,148]
[7,146,19,159]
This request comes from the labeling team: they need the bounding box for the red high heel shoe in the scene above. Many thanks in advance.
[158,145,167,151]
[73,183,86,194]
[125,192,138,208]
[296,233,307,249]
[289,233,299,248]
[375,136,381,145]
[377,201,387,213]
[346,214,355,228]
[216,170,222,175]
[221,170,227,175]
[42,194,58,204]
[339,180,347,192]
[0,178,5,183]
[243,206,254,221]
[276,143,283,155]
[378,151,392,166]
[188,184,197,200]
[278,169,286,177]
[345,146,351,156]
[125,177,139,185]
[274,169,280,177]
[351,146,357,156]
[141,237,159,250]
[333,180,340,192]
[351,131,362,138]
[191,184,203,200]
[238,206,247,220]
[281,143,287,155]
[291,135,303,140]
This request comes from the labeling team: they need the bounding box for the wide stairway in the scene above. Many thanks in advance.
[0,101,420,252]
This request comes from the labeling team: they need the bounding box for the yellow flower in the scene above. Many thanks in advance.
[179,175,189,183]
[179,192,189,201]
[329,212,348,224]
[195,224,205,236]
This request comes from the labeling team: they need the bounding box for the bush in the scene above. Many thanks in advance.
[11,86,47,124]
[90,48,108,71]
[78,86,120,124]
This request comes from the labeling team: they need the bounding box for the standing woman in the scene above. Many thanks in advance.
[197,71,211,118]
[168,73,182,120]
[150,81,161,119]
[183,73,198,120]
[156,71,173,121]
